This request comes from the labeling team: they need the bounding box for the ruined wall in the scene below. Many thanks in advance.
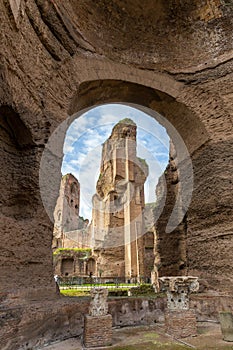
[142,203,156,281]
[53,248,92,277]
[143,231,155,281]
[53,173,91,251]
[53,174,80,244]
[61,226,91,249]
[0,105,56,302]
[0,0,233,348]
[91,119,148,279]
[155,141,188,277]
[1,293,233,350]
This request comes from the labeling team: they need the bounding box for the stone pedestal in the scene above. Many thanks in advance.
[165,309,197,338]
[219,312,233,342]
[83,314,113,348]
[159,276,199,339]
[83,287,112,348]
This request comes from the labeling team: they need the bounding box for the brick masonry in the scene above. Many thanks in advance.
[165,309,197,338]
[83,314,113,348]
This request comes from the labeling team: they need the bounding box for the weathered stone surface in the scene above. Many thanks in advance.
[53,248,92,277]
[84,288,112,348]
[53,173,90,251]
[0,0,233,348]
[155,141,188,278]
[160,276,199,338]
[159,276,199,310]
[89,287,109,317]
[53,174,80,243]
[219,311,233,342]
[0,294,232,350]
[91,119,150,280]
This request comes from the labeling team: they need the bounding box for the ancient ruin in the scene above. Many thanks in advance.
[53,248,92,278]
[53,119,155,281]
[159,276,200,338]
[219,311,233,342]
[88,287,109,317]
[91,118,152,281]
[1,0,233,348]
[84,287,112,348]
[155,141,188,277]
[53,173,89,250]
[52,173,92,277]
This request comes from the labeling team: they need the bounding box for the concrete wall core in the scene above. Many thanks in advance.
[0,0,233,348]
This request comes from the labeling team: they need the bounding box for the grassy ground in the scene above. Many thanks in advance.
[60,289,90,297]
[59,283,163,298]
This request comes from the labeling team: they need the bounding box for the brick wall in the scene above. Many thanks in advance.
[84,314,112,348]
[165,309,197,338]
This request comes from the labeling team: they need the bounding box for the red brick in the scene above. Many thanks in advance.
[84,314,112,348]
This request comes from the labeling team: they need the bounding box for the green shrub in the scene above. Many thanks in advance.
[129,284,155,296]
[53,248,91,256]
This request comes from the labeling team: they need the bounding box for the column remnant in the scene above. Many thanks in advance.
[83,287,112,348]
[159,276,199,338]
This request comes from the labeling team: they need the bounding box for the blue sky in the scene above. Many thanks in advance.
[62,104,169,220]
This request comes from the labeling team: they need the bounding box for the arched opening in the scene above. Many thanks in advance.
[1,78,230,303]
[40,79,210,290]
[55,103,169,283]
[61,258,74,276]
[68,80,208,155]
[2,78,231,350]
[66,80,209,285]
[38,76,233,301]
[86,258,96,277]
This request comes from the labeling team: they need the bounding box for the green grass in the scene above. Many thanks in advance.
[60,289,89,297]
[60,287,130,296]
[60,287,165,299]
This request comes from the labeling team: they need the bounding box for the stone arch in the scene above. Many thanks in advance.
[65,79,209,280]
[68,79,209,155]
[1,1,232,348]
[60,78,231,293]
[40,78,210,287]
[61,257,75,276]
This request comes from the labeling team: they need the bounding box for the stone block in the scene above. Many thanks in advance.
[83,314,112,348]
[219,312,233,342]
[165,309,197,338]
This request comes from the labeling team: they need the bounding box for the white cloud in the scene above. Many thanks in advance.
[63,144,75,154]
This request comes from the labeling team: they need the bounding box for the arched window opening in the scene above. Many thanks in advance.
[51,103,180,289]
